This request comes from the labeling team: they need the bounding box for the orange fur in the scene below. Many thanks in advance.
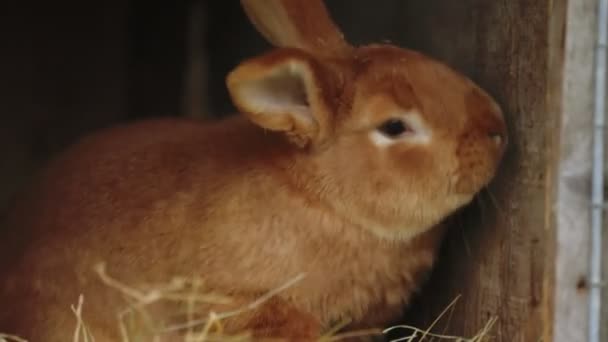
[240,0,352,57]
[0,1,507,341]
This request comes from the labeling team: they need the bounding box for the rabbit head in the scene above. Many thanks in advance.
[227,0,507,240]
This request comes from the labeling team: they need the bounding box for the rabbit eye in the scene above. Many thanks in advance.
[377,119,410,138]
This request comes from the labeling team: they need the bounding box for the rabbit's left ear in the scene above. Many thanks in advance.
[227,48,339,147]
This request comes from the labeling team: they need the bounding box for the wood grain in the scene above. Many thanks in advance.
[394,0,553,340]
[550,0,607,341]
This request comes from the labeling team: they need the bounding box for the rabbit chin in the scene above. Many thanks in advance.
[363,192,476,241]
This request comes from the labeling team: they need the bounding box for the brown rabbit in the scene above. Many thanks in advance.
[0,0,507,341]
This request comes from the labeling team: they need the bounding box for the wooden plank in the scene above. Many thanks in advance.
[125,0,190,119]
[182,0,210,119]
[550,0,597,340]
[393,0,553,340]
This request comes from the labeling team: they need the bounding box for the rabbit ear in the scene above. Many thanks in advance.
[240,0,352,58]
[227,48,338,147]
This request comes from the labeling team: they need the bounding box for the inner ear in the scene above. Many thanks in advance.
[238,62,312,124]
[227,49,337,145]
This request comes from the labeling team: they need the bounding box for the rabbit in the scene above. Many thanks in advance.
[0,0,507,341]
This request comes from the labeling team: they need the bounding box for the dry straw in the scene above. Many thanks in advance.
[1,263,496,342]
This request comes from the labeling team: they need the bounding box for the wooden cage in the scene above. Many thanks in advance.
[1,1,605,341]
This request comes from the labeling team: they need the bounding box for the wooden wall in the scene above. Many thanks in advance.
[547,0,607,341]
[392,1,551,341]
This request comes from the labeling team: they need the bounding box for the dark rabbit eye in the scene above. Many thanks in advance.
[377,119,410,138]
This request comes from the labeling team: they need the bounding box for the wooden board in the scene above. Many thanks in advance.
[386,0,555,340]
[548,0,597,340]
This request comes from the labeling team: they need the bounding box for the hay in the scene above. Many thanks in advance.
[0,334,28,342]
[1,264,496,342]
[382,295,497,342]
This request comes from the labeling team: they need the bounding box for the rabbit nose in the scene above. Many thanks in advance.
[490,132,502,146]
[488,131,507,149]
